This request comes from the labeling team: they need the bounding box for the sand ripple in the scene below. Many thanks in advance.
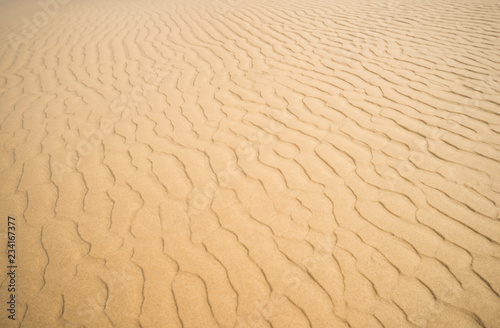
[0,0,499,327]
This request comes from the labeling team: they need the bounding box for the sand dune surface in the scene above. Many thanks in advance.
[0,0,500,327]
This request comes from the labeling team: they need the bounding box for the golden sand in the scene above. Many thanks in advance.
[0,0,499,327]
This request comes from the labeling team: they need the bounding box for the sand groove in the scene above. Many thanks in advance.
[0,0,500,327]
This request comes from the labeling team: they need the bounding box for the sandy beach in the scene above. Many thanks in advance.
[0,0,499,327]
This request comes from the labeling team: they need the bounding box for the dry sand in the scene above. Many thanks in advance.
[0,0,500,327]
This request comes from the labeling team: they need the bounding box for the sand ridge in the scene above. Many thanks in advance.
[0,0,499,327]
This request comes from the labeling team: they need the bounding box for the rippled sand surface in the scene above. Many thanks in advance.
[1,0,500,327]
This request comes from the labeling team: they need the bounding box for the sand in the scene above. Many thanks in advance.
[0,0,499,327]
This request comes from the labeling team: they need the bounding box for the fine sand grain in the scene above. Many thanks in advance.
[0,0,500,327]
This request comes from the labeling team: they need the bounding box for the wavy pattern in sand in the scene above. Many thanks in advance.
[0,0,500,327]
